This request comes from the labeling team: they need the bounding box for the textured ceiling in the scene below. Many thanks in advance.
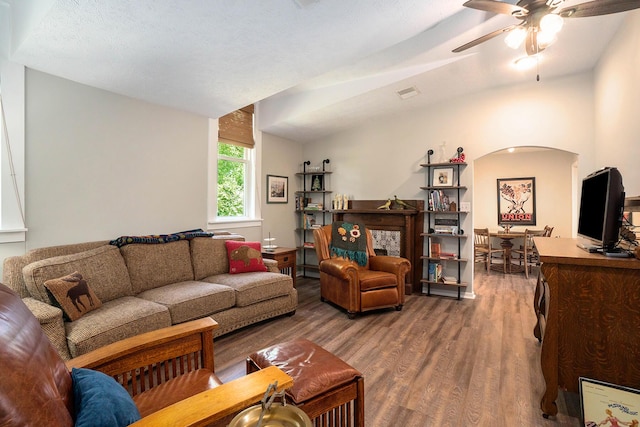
[0,0,634,142]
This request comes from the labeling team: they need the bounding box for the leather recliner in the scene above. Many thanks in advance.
[313,225,411,318]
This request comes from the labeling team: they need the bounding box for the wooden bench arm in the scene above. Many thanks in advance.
[130,366,294,427]
[66,318,218,393]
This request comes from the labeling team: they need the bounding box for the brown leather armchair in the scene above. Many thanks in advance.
[313,224,411,319]
[0,283,292,427]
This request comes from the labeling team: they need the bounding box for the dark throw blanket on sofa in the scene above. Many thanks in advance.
[109,229,214,248]
[330,221,368,266]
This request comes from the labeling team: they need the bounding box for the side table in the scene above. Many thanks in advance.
[262,247,297,287]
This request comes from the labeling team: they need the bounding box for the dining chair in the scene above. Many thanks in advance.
[512,229,546,278]
[543,225,554,237]
[474,228,505,273]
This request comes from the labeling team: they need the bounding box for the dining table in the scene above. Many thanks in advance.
[489,230,525,273]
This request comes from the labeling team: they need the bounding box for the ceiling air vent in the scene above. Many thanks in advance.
[396,86,420,100]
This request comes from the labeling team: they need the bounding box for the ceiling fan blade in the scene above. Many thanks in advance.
[452,24,518,52]
[558,0,640,18]
[462,0,528,16]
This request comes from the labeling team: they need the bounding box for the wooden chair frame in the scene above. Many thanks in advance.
[512,229,546,278]
[67,318,293,427]
[474,228,505,273]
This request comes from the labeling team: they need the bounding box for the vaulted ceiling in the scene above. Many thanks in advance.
[0,1,633,142]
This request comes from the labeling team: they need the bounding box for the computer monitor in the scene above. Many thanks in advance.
[577,167,625,252]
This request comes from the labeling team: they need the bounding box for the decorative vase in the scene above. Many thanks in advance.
[438,141,447,163]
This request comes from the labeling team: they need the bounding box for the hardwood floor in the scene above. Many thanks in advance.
[214,267,581,426]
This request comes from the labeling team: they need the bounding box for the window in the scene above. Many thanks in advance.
[209,105,260,226]
[217,142,250,217]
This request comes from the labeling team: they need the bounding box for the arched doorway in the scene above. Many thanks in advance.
[472,147,578,278]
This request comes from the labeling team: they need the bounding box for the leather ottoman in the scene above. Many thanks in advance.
[246,338,364,427]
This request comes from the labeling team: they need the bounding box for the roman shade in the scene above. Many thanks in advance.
[218,105,254,149]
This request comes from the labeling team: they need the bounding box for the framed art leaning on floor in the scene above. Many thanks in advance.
[580,377,640,427]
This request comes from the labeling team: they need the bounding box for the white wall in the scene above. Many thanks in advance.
[594,11,640,198]
[24,69,210,248]
[261,132,302,248]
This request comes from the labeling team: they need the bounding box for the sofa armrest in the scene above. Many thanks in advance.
[263,258,279,272]
[369,255,411,275]
[22,297,72,360]
[67,317,219,396]
[318,257,359,281]
[130,366,293,427]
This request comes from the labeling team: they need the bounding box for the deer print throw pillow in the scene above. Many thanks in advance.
[225,241,268,274]
[44,272,102,321]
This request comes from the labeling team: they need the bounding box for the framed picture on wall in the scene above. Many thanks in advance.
[267,175,288,204]
[497,177,536,225]
[432,167,454,187]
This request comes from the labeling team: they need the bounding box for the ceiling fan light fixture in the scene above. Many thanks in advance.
[540,13,564,34]
[505,27,527,49]
[537,30,558,48]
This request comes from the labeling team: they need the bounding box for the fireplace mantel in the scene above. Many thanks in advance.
[332,199,424,294]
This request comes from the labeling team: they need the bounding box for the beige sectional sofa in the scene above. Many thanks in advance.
[2,233,297,360]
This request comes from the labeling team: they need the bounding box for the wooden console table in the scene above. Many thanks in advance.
[333,199,423,294]
[533,237,640,418]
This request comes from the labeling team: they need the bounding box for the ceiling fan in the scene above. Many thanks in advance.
[453,0,640,55]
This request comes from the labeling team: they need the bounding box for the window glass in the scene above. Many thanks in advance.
[217,142,248,217]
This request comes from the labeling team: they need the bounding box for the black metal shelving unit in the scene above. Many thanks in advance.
[294,159,331,277]
[419,148,468,300]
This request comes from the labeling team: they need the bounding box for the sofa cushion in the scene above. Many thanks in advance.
[190,236,243,280]
[72,367,141,427]
[203,272,293,307]
[225,241,268,274]
[23,245,133,305]
[44,272,103,321]
[120,240,194,294]
[65,296,171,357]
[137,281,236,324]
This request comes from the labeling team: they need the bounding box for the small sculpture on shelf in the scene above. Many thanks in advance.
[393,195,417,210]
[342,194,349,210]
[377,199,392,210]
[437,141,448,163]
[333,194,342,210]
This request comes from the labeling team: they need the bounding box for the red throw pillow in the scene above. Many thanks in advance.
[225,241,268,274]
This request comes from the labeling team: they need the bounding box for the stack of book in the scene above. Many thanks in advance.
[434,217,459,234]
[427,190,452,211]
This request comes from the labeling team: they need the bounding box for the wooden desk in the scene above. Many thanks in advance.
[262,247,297,287]
[533,237,640,418]
[489,231,524,273]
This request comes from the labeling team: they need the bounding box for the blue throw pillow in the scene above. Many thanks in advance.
[72,368,142,427]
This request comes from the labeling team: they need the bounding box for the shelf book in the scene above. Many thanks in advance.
[428,262,443,282]
[430,242,441,258]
